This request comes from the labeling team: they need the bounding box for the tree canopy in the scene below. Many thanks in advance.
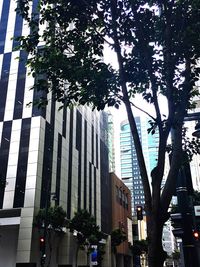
[35,205,67,232]
[16,0,200,221]
[16,0,200,110]
[111,228,127,253]
[16,1,200,266]
[68,209,104,247]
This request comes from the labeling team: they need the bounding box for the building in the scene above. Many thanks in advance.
[107,111,116,173]
[184,100,200,191]
[120,117,159,215]
[119,117,178,254]
[0,1,110,266]
[110,172,133,267]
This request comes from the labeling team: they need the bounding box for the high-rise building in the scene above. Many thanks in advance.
[0,1,110,266]
[107,111,115,172]
[119,117,177,256]
[120,117,159,215]
[185,100,200,191]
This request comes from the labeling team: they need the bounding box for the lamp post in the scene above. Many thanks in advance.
[173,112,200,267]
[176,167,198,267]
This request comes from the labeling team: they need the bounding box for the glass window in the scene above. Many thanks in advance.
[121,154,131,159]
[121,159,132,164]
[121,170,132,174]
[120,132,130,136]
[121,172,132,177]
[121,124,130,131]
[120,136,131,141]
[121,163,132,168]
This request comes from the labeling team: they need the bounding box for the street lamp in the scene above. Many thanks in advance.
[171,112,200,267]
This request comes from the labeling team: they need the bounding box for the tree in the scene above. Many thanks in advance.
[16,1,200,266]
[131,239,148,267]
[68,209,105,266]
[35,206,67,267]
[111,228,127,253]
[131,239,148,257]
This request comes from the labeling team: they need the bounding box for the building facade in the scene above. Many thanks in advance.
[120,117,159,215]
[110,172,133,267]
[119,117,177,255]
[0,0,110,266]
[185,100,200,191]
[107,111,116,173]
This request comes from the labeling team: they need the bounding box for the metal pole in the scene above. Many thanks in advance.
[176,169,198,267]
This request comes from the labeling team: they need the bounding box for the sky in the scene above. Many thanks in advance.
[103,42,169,177]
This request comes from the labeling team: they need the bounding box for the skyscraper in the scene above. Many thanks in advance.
[107,111,115,172]
[0,1,110,266]
[120,117,159,215]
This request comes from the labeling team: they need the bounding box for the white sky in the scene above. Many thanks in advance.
[103,45,169,176]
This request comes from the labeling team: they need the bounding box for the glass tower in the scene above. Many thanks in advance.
[120,117,159,215]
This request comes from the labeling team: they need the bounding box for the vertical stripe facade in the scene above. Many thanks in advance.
[67,108,73,217]
[76,110,82,210]
[0,120,12,208]
[0,0,11,54]
[0,0,107,264]
[84,119,87,209]
[13,118,31,208]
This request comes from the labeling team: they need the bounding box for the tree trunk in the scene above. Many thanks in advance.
[147,215,167,267]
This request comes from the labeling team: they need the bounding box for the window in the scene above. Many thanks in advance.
[121,163,132,168]
[125,194,128,209]
[116,186,120,200]
[120,136,131,141]
[120,132,130,137]
[121,124,130,131]
[119,188,123,205]
[121,168,132,173]
[121,159,132,164]
[121,154,131,159]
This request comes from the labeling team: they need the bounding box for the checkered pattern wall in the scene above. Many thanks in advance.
[0,0,103,224]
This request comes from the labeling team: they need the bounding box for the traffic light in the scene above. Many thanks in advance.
[193,230,200,241]
[39,236,45,253]
[136,206,143,220]
[40,254,46,266]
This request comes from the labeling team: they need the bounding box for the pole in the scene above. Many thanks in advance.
[176,167,198,267]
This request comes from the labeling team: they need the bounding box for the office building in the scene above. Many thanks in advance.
[120,117,159,214]
[0,1,110,266]
[107,111,116,172]
[185,100,200,191]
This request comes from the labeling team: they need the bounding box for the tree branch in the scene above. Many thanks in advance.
[79,0,114,47]
[161,57,193,212]
[130,6,163,133]
[130,5,165,212]
[129,101,156,121]
[110,0,152,212]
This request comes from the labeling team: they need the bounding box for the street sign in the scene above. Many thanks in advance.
[91,245,98,266]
